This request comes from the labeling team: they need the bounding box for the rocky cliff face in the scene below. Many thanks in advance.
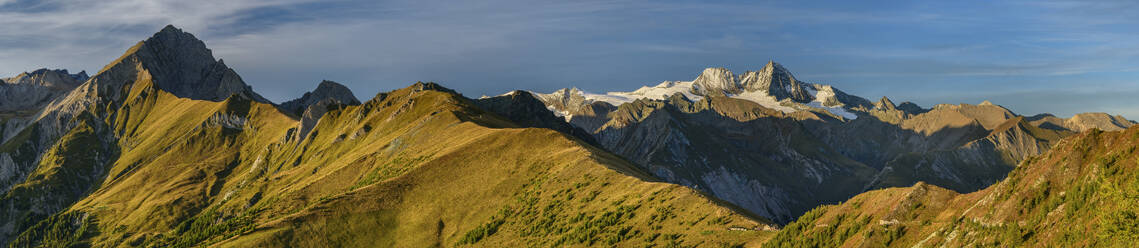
[0,69,89,143]
[691,67,739,96]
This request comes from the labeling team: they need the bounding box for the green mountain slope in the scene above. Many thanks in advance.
[0,26,774,247]
[764,126,1139,247]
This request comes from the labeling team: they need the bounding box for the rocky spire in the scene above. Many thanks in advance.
[126,25,268,102]
[739,61,813,102]
[874,96,897,110]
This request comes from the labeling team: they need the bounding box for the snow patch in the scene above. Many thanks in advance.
[581,81,704,105]
[730,91,796,112]
[546,105,571,121]
[806,85,858,120]
[806,101,858,120]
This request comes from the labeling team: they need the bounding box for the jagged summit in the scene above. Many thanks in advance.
[109,25,268,103]
[874,96,897,110]
[739,61,813,102]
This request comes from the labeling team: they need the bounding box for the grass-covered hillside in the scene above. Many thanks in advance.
[0,26,776,247]
[764,126,1139,247]
[5,79,775,247]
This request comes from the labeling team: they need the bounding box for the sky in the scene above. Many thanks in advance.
[1,0,1136,120]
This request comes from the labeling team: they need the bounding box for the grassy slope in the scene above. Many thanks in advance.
[765,126,1139,247]
[10,81,774,247]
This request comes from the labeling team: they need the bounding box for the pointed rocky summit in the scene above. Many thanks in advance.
[874,96,897,110]
[115,25,268,102]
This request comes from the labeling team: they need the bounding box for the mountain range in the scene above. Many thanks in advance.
[530,62,1133,224]
[0,25,1135,247]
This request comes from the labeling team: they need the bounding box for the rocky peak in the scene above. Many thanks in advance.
[739,61,813,102]
[690,67,739,96]
[874,96,897,110]
[280,80,361,116]
[125,25,268,102]
[533,87,590,114]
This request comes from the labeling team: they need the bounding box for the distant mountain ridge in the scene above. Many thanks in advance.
[531,62,1134,224]
[0,69,88,113]
[765,125,1139,247]
[534,61,872,121]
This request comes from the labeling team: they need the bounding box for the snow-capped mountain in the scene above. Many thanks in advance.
[535,61,870,122]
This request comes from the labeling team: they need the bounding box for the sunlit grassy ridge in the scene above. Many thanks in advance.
[7,79,773,247]
[764,126,1139,247]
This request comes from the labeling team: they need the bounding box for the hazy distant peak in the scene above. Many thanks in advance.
[0,67,90,113]
[3,68,88,89]
[280,80,361,116]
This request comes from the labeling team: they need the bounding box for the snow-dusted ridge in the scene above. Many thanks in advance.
[532,62,871,121]
[578,81,704,105]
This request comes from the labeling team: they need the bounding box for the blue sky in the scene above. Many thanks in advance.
[1,0,1136,119]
